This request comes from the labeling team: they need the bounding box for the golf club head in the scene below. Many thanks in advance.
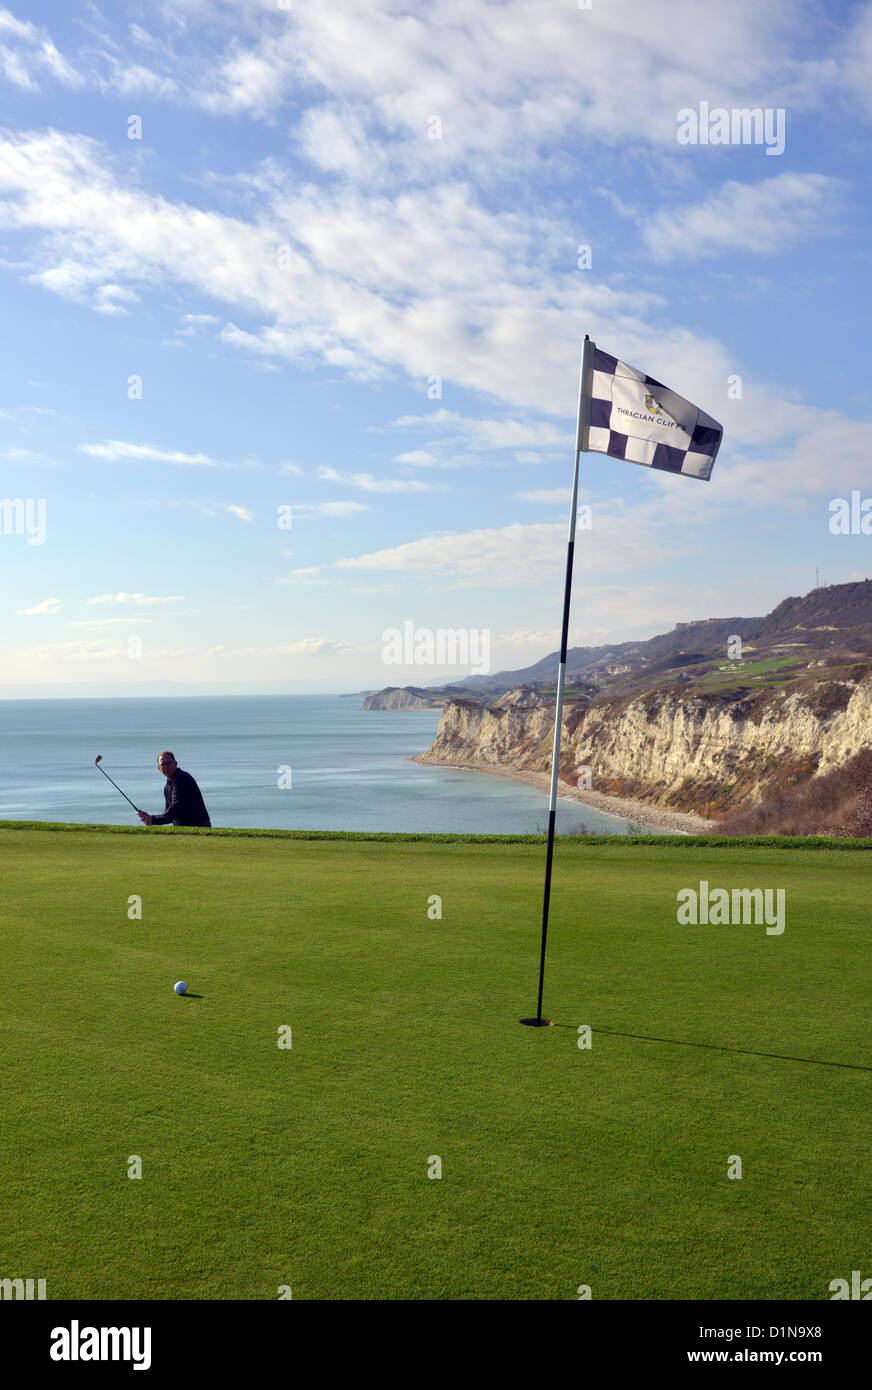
[95,755,102,764]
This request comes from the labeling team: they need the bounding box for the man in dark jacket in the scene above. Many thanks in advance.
[138,751,212,828]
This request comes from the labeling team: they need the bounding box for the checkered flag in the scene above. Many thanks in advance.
[579,344,723,481]
[529,337,725,1026]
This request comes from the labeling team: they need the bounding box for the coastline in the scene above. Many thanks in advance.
[409,755,715,835]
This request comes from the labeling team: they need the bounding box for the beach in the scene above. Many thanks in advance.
[410,754,715,834]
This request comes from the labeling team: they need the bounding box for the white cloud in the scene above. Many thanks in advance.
[98,58,178,99]
[184,0,853,181]
[17,596,59,615]
[0,127,865,508]
[335,507,669,588]
[279,637,350,655]
[394,449,437,467]
[568,580,783,646]
[295,500,369,517]
[94,282,140,315]
[68,617,154,629]
[78,439,219,466]
[275,567,331,586]
[387,409,570,453]
[87,593,184,606]
[642,173,842,262]
[514,488,570,504]
[0,7,82,92]
[3,445,54,461]
[493,627,562,648]
[9,638,121,663]
[0,128,653,413]
[839,1,872,116]
[14,0,851,189]
[317,465,431,493]
[226,503,254,521]
[129,23,157,50]
[708,414,872,507]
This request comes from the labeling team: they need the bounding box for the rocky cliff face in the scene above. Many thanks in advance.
[417,676,872,814]
[362,686,440,710]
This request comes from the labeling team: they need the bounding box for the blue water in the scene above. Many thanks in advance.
[0,694,643,834]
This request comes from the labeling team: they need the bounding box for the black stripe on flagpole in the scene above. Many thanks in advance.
[559,538,575,662]
[535,804,558,1023]
[523,336,591,1031]
[533,529,576,1024]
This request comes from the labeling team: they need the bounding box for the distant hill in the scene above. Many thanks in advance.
[455,580,872,693]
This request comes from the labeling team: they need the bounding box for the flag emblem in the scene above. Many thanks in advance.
[581,345,723,480]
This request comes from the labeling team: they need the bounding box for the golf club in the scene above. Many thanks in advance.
[94,755,141,815]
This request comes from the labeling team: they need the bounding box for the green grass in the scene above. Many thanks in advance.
[2,819,869,848]
[696,656,808,692]
[1,826,869,1301]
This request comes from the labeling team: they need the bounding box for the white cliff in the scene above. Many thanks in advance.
[417,676,872,812]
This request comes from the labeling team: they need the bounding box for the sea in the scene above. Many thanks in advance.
[0,693,647,835]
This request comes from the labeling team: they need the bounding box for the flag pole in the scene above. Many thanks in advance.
[522,334,594,1027]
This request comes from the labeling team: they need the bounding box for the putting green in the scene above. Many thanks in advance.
[0,826,868,1300]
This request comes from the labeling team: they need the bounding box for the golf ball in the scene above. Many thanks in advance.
[174,981,187,995]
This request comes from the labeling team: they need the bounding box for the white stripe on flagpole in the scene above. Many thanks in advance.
[547,335,594,816]
[577,333,595,453]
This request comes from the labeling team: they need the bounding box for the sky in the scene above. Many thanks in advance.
[1,0,870,695]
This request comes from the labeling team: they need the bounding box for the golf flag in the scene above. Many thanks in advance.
[525,334,725,1028]
[578,344,723,481]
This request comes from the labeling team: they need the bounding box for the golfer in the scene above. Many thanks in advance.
[137,751,212,828]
